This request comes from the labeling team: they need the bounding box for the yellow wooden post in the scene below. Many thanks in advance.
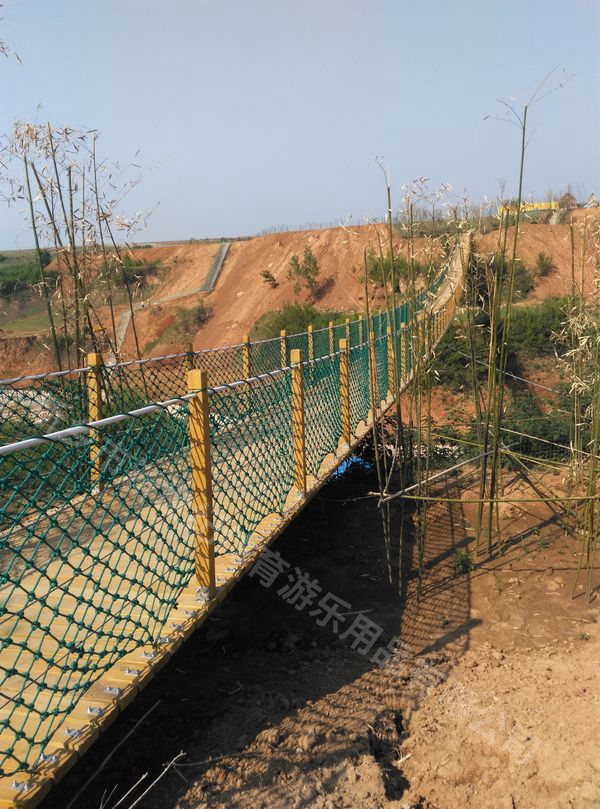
[339,338,351,447]
[400,323,407,383]
[185,341,195,373]
[243,334,251,379]
[280,329,287,367]
[87,352,103,490]
[188,369,216,597]
[328,321,334,355]
[290,348,306,494]
[387,326,395,397]
[345,317,351,348]
[307,324,315,362]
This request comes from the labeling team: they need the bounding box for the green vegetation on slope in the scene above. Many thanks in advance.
[434,298,567,391]
[0,251,54,296]
[251,303,350,340]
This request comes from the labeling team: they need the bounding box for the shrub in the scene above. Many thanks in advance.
[176,303,210,336]
[39,250,52,268]
[484,256,533,300]
[452,548,474,575]
[512,263,534,298]
[367,248,424,288]
[504,390,571,450]
[506,298,566,355]
[535,251,554,277]
[252,303,346,340]
[432,322,487,391]
[116,255,160,285]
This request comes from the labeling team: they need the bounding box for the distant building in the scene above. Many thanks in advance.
[497,200,558,216]
[559,191,578,209]
[585,192,599,209]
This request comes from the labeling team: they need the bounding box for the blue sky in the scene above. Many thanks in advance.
[1,0,599,247]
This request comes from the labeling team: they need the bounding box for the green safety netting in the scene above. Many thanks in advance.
[0,291,439,445]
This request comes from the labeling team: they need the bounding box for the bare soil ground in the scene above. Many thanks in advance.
[3,225,441,374]
[41,457,599,809]
[5,219,600,376]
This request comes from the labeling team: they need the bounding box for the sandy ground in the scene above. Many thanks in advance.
[400,472,600,809]
[40,457,599,809]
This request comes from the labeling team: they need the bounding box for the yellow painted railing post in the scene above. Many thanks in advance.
[185,341,195,373]
[280,329,287,367]
[328,321,334,356]
[290,349,306,494]
[243,334,251,379]
[387,326,395,397]
[339,338,351,447]
[400,323,407,382]
[345,317,351,348]
[87,352,103,489]
[188,369,216,597]
[307,324,315,362]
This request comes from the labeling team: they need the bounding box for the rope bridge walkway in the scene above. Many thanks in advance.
[0,244,467,807]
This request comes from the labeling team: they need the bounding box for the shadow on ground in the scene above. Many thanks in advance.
[42,458,474,809]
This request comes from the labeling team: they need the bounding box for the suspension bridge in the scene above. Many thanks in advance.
[0,241,467,807]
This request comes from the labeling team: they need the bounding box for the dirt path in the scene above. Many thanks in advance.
[40,462,599,809]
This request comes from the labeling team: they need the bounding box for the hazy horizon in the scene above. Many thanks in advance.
[1,0,599,249]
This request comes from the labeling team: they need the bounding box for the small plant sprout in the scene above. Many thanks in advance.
[260,269,278,288]
[453,548,475,576]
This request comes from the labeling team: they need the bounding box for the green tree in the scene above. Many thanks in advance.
[287,246,320,297]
